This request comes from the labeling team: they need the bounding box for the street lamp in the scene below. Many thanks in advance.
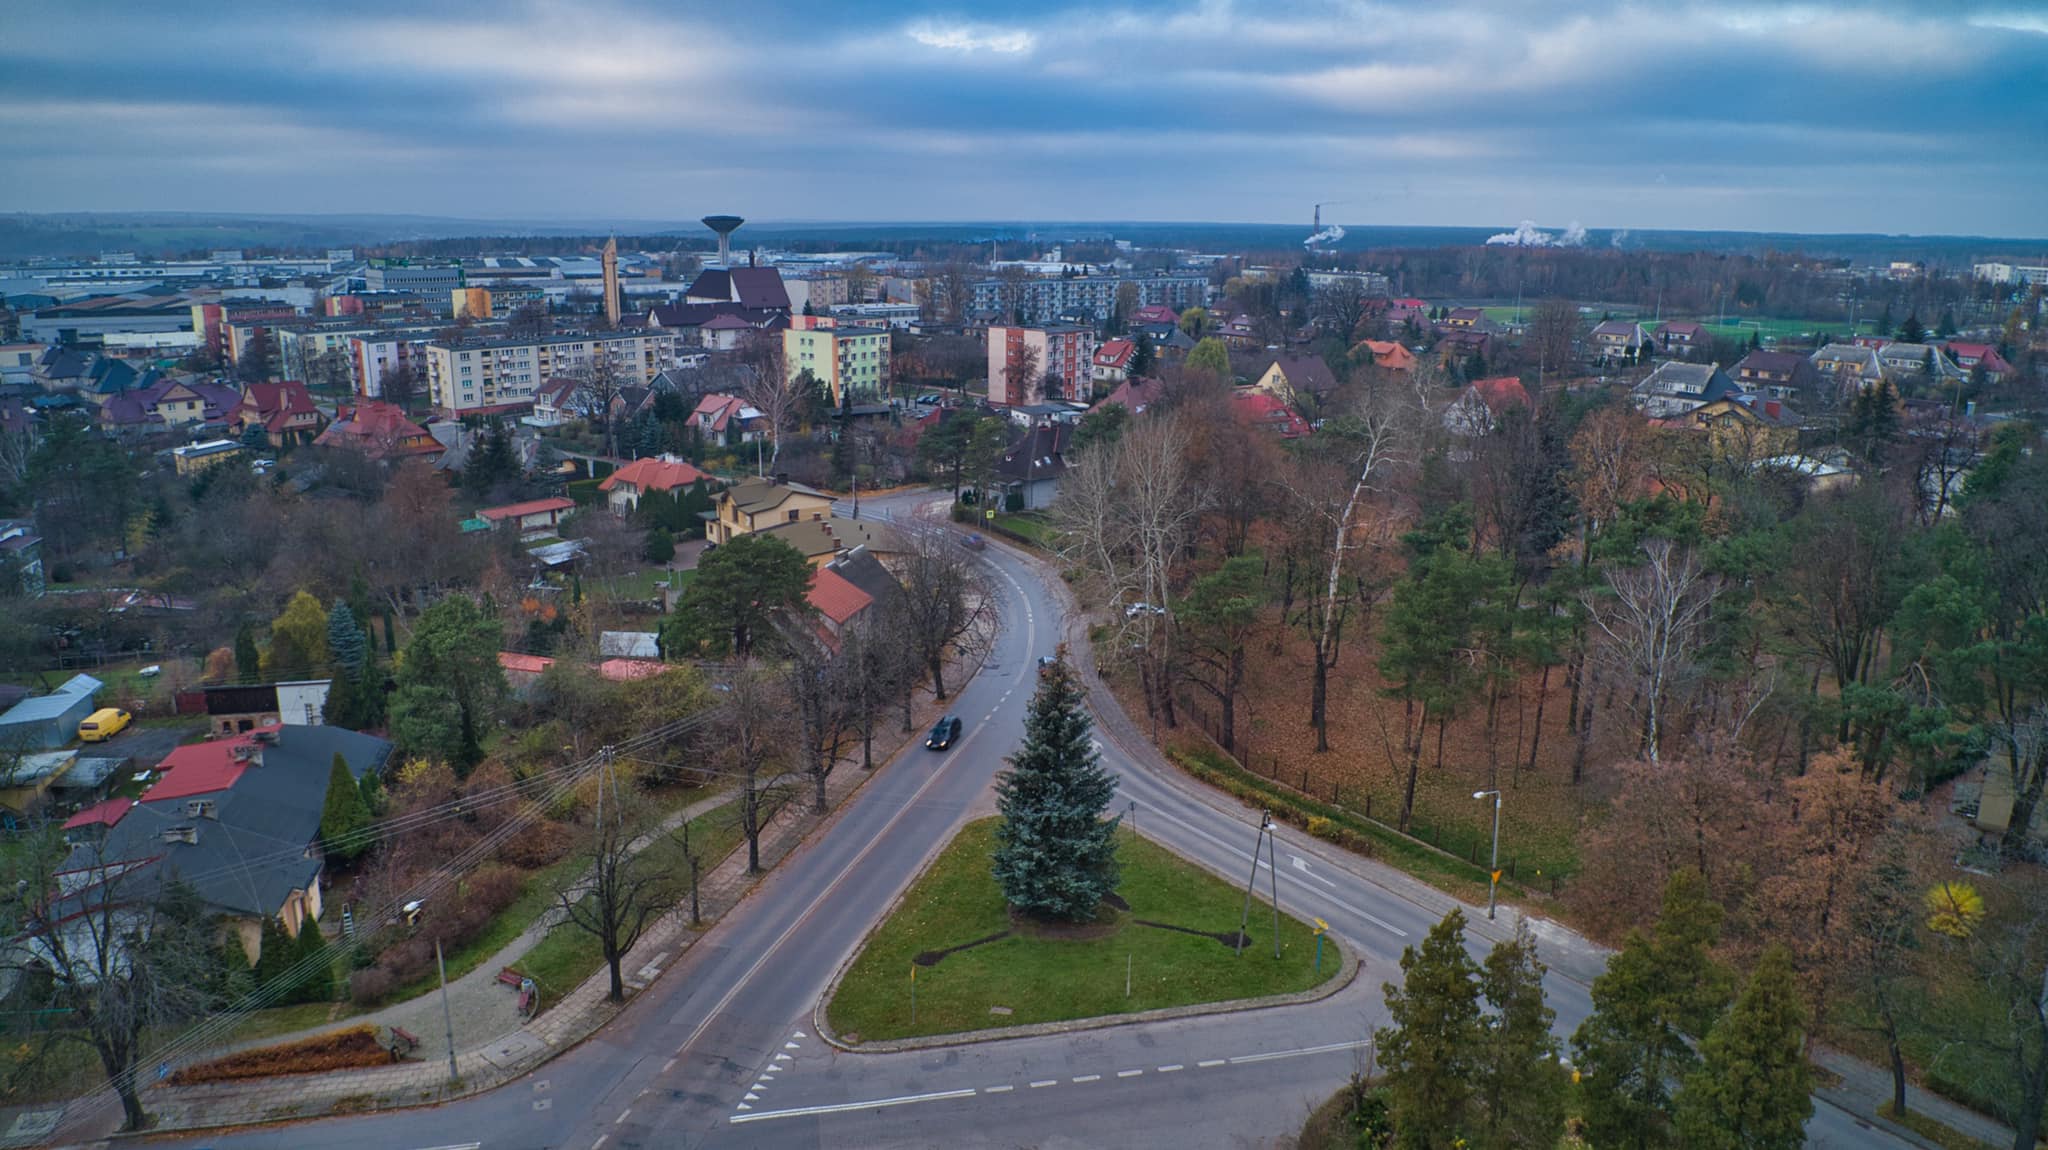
[1473,789,1502,921]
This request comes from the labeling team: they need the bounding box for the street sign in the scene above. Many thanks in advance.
[1490,869,1503,885]
[985,509,996,520]
[1312,917,1329,936]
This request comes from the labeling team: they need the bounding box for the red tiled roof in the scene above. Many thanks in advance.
[145,735,258,802]
[596,658,668,682]
[1230,390,1311,438]
[807,567,874,626]
[477,497,573,523]
[240,381,320,433]
[692,394,748,433]
[64,797,133,830]
[599,457,711,494]
[498,652,556,675]
[314,402,439,459]
[1093,339,1135,368]
[1470,376,1530,413]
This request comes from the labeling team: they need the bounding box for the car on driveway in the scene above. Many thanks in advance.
[925,715,962,750]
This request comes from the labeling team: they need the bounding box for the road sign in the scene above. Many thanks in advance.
[985,509,996,520]
[1490,869,1503,885]
[1313,917,1329,936]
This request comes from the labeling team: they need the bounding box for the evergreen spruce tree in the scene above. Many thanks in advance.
[1674,945,1812,1150]
[1475,921,1568,1150]
[327,601,369,673]
[253,915,294,991]
[293,922,336,1004]
[1937,307,1958,339]
[234,621,261,684]
[357,767,385,818]
[990,656,1120,921]
[1899,312,1927,344]
[319,752,373,864]
[1375,908,1482,1148]
[354,656,386,729]
[1572,869,1732,1150]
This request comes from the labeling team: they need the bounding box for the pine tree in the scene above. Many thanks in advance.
[1572,869,1732,1150]
[253,915,294,991]
[1375,908,1481,1148]
[990,656,1121,921]
[327,601,369,673]
[1475,921,1568,1150]
[1674,946,1812,1150]
[1937,307,1958,339]
[319,752,373,864]
[1899,312,1927,345]
[234,621,261,685]
[293,922,336,1005]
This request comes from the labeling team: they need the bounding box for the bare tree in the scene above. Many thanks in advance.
[740,335,802,474]
[895,529,999,700]
[783,638,857,813]
[0,416,36,490]
[576,355,627,459]
[717,660,794,872]
[0,831,221,1132]
[1583,538,1722,762]
[1530,296,1582,379]
[553,763,685,1003]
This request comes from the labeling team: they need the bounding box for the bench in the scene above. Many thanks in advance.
[496,967,526,989]
[388,1026,421,1061]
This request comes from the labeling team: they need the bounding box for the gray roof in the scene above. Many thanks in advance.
[0,675,102,725]
[825,547,901,607]
[92,725,392,920]
[599,631,661,658]
[1634,361,1740,401]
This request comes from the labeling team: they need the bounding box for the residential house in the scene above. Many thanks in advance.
[171,439,241,476]
[598,455,712,515]
[1755,452,1858,496]
[805,566,873,651]
[598,631,662,659]
[1230,390,1311,439]
[1877,342,1957,381]
[1590,320,1648,363]
[1128,304,1177,327]
[1652,321,1708,359]
[705,476,834,545]
[1130,321,1196,357]
[1811,343,1885,390]
[1443,376,1531,436]
[81,723,393,963]
[1090,376,1169,418]
[1944,342,2015,383]
[1441,307,1485,330]
[97,378,240,436]
[234,380,323,447]
[1352,340,1419,373]
[0,519,45,597]
[313,401,441,460]
[0,751,80,815]
[1435,328,1493,366]
[1656,394,1801,458]
[477,496,574,536]
[0,675,102,750]
[987,324,1094,406]
[1630,361,1742,418]
[527,377,586,428]
[596,659,666,682]
[700,314,753,352]
[0,343,46,387]
[691,393,766,446]
[1091,339,1136,391]
[783,316,892,406]
[756,516,905,567]
[993,422,1071,510]
[1731,349,1820,401]
[1249,355,1340,407]
[497,652,556,699]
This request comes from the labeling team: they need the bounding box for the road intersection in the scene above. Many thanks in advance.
[134,493,1906,1150]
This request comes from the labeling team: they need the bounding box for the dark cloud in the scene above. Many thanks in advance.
[1,0,2044,234]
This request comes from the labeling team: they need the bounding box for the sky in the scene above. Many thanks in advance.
[1,0,2046,237]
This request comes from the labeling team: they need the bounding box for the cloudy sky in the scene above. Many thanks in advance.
[2,0,2045,236]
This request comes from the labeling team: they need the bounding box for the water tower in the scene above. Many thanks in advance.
[701,215,744,267]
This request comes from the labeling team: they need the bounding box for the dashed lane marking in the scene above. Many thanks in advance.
[1197,1059,1226,1068]
[1158,1064,1184,1072]
[661,1058,675,1073]
[615,1108,632,1124]
[1030,1079,1058,1088]
[729,1088,979,1125]
[1117,1069,1143,1078]
[1226,1039,1373,1066]
[986,1085,1014,1093]
[1072,1074,1101,1083]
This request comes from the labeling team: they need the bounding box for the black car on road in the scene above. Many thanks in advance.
[926,715,962,750]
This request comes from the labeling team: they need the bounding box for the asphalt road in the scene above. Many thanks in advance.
[133,493,1906,1150]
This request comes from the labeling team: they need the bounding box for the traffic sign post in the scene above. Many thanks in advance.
[1312,917,1329,974]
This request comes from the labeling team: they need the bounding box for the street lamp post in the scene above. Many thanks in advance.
[1473,789,1502,921]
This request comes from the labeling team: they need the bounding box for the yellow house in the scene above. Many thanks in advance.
[172,439,242,476]
[1660,396,1799,461]
[1249,355,1339,406]
[706,476,834,545]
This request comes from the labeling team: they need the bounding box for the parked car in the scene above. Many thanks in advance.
[1037,656,1059,677]
[925,715,962,750]
[1124,602,1167,618]
[959,532,986,551]
[78,708,132,743]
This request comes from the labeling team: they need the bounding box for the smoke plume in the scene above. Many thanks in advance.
[1484,219,1587,247]
[1303,224,1346,248]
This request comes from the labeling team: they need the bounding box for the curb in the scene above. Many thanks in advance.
[812,899,1361,1055]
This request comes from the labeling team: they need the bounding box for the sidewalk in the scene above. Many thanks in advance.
[1025,539,2022,1150]
[36,648,985,1144]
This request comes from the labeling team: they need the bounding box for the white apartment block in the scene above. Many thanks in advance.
[425,330,687,416]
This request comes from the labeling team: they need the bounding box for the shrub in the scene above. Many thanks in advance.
[497,819,574,868]
[168,1025,388,1084]
[1307,816,1341,843]
[348,966,398,1006]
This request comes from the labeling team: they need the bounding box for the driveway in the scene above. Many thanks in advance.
[92,720,206,779]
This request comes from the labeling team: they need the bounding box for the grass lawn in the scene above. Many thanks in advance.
[991,512,1058,549]
[517,805,746,1014]
[827,818,1340,1043]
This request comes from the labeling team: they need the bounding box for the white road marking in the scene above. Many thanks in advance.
[1227,1039,1373,1066]
[729,1088,979,1125]
[532,1100,551,1111]
[1134,800,1409,937]
[1117,1069,1143,1078]
[784,1040,801,1049]
[413,1145,483,1150]
[792,1030,807,1038]
[743,1092,759,1101]
[753,1081,771,1090]
[615,1108,632,1124]
[773,1052,791,1062]
[734,1103,751,1112]
[591,1136,608,1150]
[1030,1079,1058,1088]
[1197,1059,1226,1068]
[1158,1064,1184,1072]
[661,1058,675,1073]
[1291,855,1339,888]
[1072,1074,1102,1083]
[759,1073,776,1080]
[986,1084,1014,1093]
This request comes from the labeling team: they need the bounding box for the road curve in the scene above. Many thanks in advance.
[134,491,1907,1150]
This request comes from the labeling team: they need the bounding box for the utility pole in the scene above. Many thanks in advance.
[1237,810,1281,958]
[1474,789,1502,920]
[436,937,458,1081]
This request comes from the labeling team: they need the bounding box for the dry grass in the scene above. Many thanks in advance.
[166,1024,390,1084]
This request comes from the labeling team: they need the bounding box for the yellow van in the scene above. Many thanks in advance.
[78,708,132,743]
